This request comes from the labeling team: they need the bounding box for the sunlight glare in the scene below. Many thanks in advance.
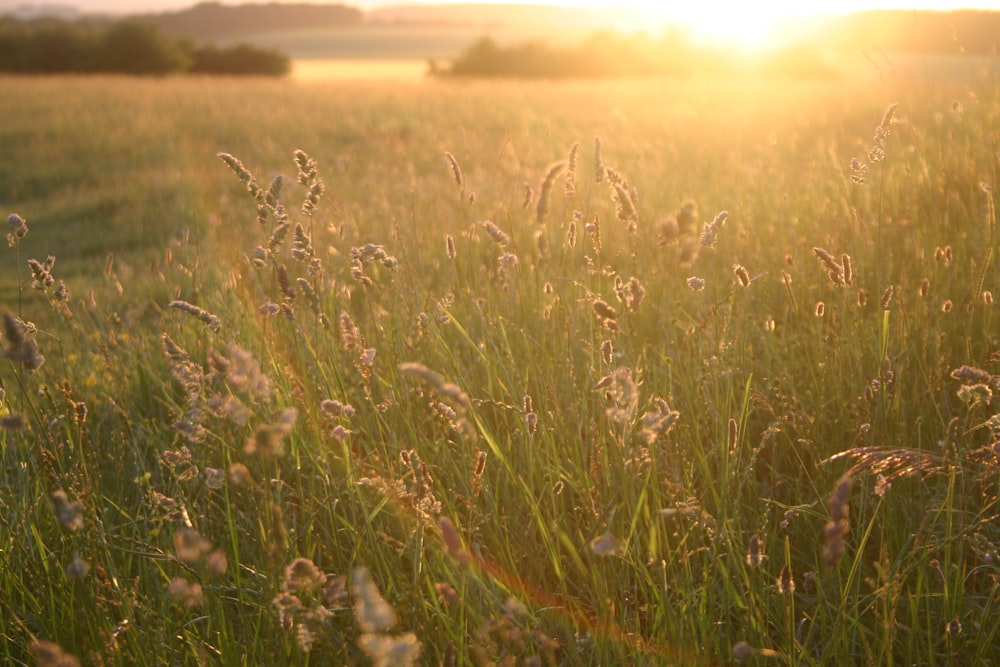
[665,4,793,49]
[530,0,814,50]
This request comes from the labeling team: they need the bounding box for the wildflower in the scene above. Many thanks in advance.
[957,383,992,406]
[245,408,297,458]
[438,516,471,568]
[174,527,211,563]
[732,641,755,660]
[51,489,83,531]
[284,558,325,594]
[0,413,27,431]
[7,213,28,238]
[435,582,459,606]
[498,252,518,270]
[358,632,422,667]
[167,578,204,609]
[686,276,706,292]
[30,640,80,667]
[206,549,229,576]
[589,533,624,557]
[324,574,348,607]
[198,467,224,490]
[352,567,397,633]
[2,312,44,370]
[950,365,993,385]
[321,398,356,418]
[65,557,90,580]
[228,462,253,486]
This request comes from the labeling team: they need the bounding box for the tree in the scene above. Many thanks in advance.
[94,20,190,75]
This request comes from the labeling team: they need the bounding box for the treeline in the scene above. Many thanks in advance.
[811,10,1000,55]
[433,32,837,79]
[147,2,363,42]
[0,18,291,76]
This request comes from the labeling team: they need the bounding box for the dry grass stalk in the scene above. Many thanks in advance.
[699,211,729,248]
[535,161,565,224]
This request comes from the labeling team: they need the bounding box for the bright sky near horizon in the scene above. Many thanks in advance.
[30,0,1000,47]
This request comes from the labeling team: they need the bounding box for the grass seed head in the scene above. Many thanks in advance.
[535,161,565,224]
[284,558,325,594]
[594,136,605,183]
[733,264,751,287]
[777,564,795,594]
[444,151,463,193]
[746,533,765,567]
[51,489,83,531]
[686,276,706,292]
[358,632,422,667]
[30,640,80,667]
[880,285,894,309]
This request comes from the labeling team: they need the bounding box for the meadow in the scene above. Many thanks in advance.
[0,62,998,665]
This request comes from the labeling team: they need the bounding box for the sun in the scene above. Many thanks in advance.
[663,4,794,50]
[533,0,817,50]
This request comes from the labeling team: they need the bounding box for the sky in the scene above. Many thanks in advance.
[10,0,1000,47]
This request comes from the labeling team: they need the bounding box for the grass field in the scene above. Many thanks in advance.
[1,62,999,665]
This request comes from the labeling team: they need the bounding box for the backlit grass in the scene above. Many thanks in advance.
[1,67,998,664]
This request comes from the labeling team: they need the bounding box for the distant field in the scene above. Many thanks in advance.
[1,62,999,665]
[292,58,428,81]
[223,23,591,60]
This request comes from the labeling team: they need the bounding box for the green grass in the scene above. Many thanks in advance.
[0,66,999,665]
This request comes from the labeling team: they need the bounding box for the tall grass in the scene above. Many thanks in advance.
[1,69,998,664]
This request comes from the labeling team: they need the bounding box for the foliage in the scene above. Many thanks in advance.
[0,69,998,664]
[438,31,838,79]
[188,43,291,77]
[0,17,288,76]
